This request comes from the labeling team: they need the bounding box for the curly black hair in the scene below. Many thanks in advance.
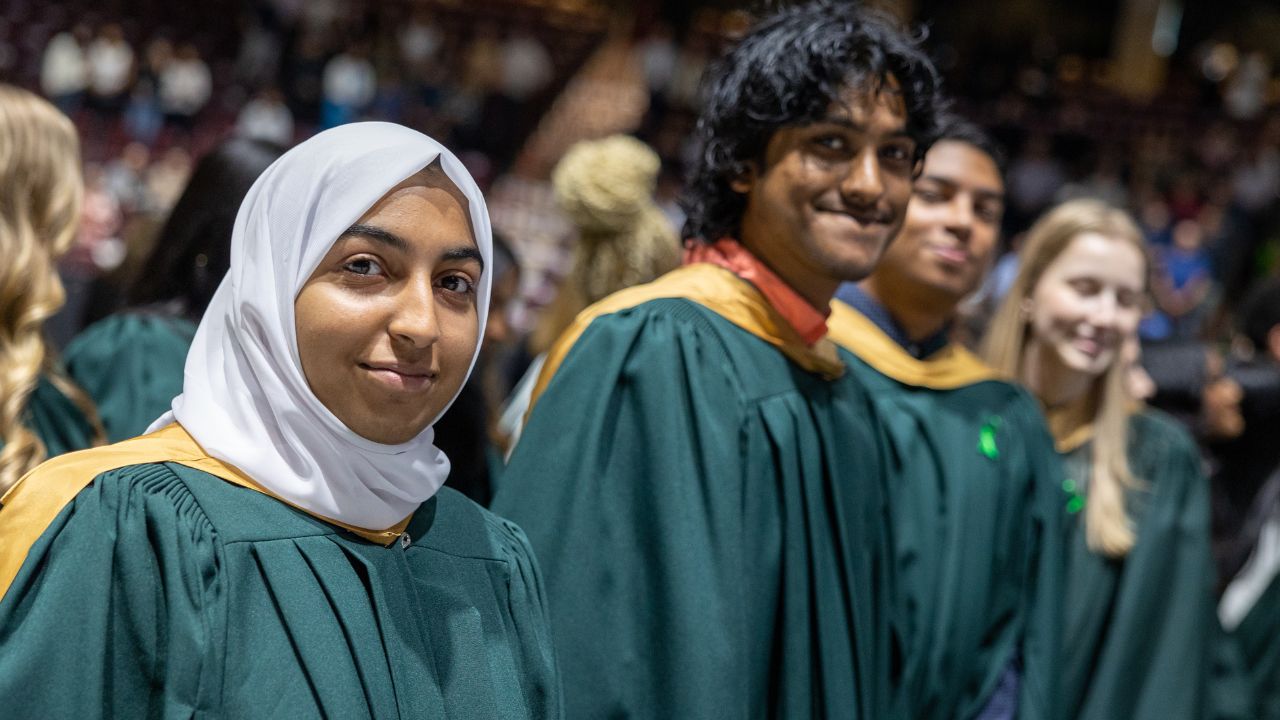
[681,0,944,243]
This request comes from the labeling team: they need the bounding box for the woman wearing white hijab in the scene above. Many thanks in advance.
[0,122,560,719]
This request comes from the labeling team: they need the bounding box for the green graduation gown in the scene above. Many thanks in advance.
[18,373,96,458]
[63,311,198,443]
[827,301,1064,720]
[0,424,561,719]
[1232,573,1280,718]
[492,264,894,719]
[1058,409,1219,720]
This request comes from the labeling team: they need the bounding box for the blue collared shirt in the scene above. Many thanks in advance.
[834,283,952,360]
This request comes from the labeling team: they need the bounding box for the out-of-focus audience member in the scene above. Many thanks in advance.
[158,43,212,133]
[236,87,295,146]
[40,24,89,115]
[1143,217,1218,341]
[321,42,376,128]
[63,138,285,443]
[1216,279,1280,720]
[497,134,679,451]
[0,84,102,494]
[86,23,134,114]
[983,199,1222,720]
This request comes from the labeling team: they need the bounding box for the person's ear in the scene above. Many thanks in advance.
[1267,324,1280,363]
[728,161,758,194]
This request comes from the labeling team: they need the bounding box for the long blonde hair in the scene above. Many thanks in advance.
[530,135,680,354]
[0,84,101,492]
[981,199,1148,557]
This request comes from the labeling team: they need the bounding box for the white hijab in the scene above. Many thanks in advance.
[151,122,492,529]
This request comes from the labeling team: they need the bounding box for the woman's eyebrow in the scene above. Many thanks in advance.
[341,223,409,252]
[442,245,485,271]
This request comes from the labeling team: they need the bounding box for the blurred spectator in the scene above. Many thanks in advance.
[47,167,124,348]
[86,24,134,113]
[123,78,164,145]
[1006,132,1065,229]
[236,86,294,145]
[39,24,89,114]
[1144,217,1218,341]
[500,29,553,103]
[1212,278,1280,585]
[102,142,151,214]
[398,8,442,72]
[1223,52,1270,122]
[321,43,376,128]
[234,10,284,90]
[158,43,212,132]
[145,147,193,215]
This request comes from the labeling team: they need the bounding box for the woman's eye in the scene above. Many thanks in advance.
[438,274,475,295]
[343,257,383,276]
[1068,278,1102,296]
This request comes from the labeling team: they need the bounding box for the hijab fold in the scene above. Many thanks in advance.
[151,122,492,529]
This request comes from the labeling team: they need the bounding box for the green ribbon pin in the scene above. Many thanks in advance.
[978,416,1002,460]
[1063,478,1085,514]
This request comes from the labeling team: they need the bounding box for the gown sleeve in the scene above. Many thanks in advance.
[0,463,225,717]
[492,304,753,719]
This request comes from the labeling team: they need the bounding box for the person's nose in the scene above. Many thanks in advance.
[839,148,885,206]
[388,277,441,349]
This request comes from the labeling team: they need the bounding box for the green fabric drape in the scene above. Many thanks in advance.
[1059,410,1219,720]
[0,463,561,719]
[844,352,1065,720]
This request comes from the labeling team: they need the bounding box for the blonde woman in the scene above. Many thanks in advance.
[982,199,1219,719]
[0,84,101,493]
[497,134,679,451]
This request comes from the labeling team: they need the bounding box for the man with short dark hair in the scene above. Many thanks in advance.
[494,2,943,717]
[828,115,1063,720]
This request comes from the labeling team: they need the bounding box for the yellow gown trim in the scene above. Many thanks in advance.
[0,423,412,601]
[529,263,846,410]
[826,300,1003,390]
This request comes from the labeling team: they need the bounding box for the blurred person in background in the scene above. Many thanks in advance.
[236,86,295,146]
[321,41,376,129]
[494,3,943,716]
[1216,278,1280,719]
[0,84,102,494]
[0,122,560,719]
[828,115,1063,720]
[158,43,212,135]
[86,23,134,116]
[39,23,89,115]
[63,137,285,443]
[497,134,680,453]
[982,199,1221,720]
[1143,216,1218,341]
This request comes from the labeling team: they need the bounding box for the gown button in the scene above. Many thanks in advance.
[399,532,412,549]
